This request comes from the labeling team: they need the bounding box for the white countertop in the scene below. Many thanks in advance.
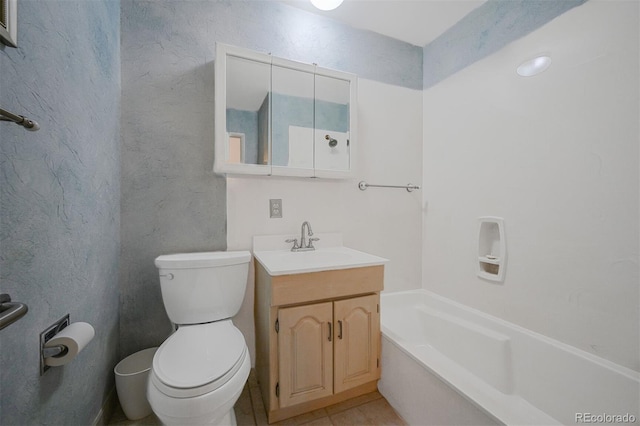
[253,233,388,276]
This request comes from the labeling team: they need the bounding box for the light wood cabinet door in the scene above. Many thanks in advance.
[278,302,334,408]
[333,294,380,393]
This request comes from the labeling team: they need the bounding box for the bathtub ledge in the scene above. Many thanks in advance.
[380,331,560,425]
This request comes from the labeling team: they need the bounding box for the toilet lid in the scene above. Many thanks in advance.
[152,320,246,394]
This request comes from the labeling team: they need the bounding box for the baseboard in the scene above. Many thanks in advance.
[92,386,117,426]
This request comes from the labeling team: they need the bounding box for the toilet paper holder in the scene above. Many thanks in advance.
[40,314,70,375]
[42,344,68,358]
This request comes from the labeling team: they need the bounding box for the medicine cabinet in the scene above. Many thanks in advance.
[214,43,357,178]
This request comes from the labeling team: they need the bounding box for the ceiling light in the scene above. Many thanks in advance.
[516,55,552,77]
[310,0,344,11]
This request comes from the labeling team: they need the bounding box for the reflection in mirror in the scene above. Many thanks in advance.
[314,74,350,171]
[228,133,245,163]
[215,43,356,177]
[271,64,314,172]
[226,55,270,165]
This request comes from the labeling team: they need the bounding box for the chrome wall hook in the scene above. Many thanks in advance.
[0,107,40,131]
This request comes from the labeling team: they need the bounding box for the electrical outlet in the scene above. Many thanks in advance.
[269,199,282,218]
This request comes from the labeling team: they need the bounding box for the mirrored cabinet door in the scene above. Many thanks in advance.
[215,43,357,178]
[314,73,352,176]
[271,58,315,177]
[215,45,272,175]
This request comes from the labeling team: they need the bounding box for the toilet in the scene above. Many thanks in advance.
[147,251,252,425]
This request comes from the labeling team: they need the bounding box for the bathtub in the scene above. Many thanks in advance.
[378,290,639,425]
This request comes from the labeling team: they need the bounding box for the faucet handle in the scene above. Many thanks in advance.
[308,237,320,249]
[285,238,299,250]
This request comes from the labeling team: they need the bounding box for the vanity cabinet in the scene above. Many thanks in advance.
[333,294,380,392]
[255,262,383,423]
[277,301,334,408]
[278,294,380,408]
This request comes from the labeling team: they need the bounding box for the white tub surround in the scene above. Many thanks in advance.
[422,0,639,372]
[379,290,639,426]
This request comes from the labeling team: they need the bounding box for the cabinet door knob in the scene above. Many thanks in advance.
[338,320,343,340]
[328,322,332,342]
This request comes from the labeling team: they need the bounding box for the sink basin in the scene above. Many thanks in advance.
[253,246,388,276]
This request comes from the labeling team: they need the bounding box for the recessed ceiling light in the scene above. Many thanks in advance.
[310,0,344,11]
[517,55,552,77]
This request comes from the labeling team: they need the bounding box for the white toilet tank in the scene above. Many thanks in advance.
[154,251,251,325]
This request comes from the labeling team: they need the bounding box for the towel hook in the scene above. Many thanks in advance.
[0,107,40,131]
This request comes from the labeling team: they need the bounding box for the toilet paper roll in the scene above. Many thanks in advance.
[44,322,95,367]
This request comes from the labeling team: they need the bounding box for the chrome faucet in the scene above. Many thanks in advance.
[286,221,319,252]
[300,221,312,249]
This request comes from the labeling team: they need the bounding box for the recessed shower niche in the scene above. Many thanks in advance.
[477,217,506,282]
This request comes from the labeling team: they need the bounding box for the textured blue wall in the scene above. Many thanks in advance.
[119,0,422,358]
[0,0,120,425]
[423,0,588,88]
[214,1,424,90]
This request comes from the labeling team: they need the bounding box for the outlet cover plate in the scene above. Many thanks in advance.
[269,199,282,218]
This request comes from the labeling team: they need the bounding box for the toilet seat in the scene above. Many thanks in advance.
[151,320,247,398]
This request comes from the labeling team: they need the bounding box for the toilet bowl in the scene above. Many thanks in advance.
[148,251,252,425]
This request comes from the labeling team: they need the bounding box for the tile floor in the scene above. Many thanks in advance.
[108,370,406,426]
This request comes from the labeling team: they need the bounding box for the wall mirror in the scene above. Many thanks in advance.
[314,73,351,175]
[271,58,315,177]
[214,43,357,178]
[217,48,272,175]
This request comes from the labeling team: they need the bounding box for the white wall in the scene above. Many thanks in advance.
[423,0,639,371]
[228,78,423,365]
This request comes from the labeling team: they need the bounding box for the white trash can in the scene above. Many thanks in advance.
[114,347,158,420]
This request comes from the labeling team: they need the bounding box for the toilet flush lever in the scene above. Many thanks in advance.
[160,273,174,280]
